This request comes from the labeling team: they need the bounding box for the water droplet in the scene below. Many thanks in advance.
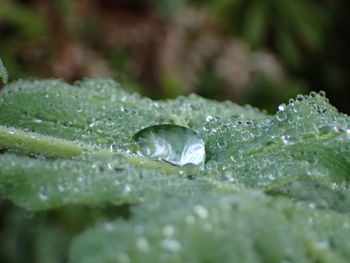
[309,91,317,98]
[136,236,149,252]
[133,124,205,167]
[162,225,175,237]
[161,238,181,252]
[194,204,208,219]
[217,141,227,148]
[223,171,235,183]
[275,111,287,122]
[123,184,131,194]
[39,187,49,201]
[205,115,215,122]
[281,135,294,145]
[205,160,218,170]
[34,119,42,123]
[278,103,286,111]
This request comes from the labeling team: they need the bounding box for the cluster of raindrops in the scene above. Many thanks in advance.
[0,79,182,151]
[0,151,214,210]
[197,91,350,190]
[161,94,267,129]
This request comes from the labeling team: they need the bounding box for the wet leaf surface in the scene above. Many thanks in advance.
[0,79,349,262]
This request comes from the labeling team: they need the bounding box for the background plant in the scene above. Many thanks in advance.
[0,0,349,113]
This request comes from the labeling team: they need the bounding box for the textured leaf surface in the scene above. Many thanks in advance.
[0,152,219,210]
[0,79,256,210]
[0,79,350,262]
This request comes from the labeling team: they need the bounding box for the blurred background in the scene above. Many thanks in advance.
[1,1,350,262]
[0,0,349,113]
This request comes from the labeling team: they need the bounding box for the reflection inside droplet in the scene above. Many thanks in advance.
[133,124,205,167]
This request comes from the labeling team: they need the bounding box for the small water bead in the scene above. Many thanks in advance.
[161,238,181,252]
[205,115,215,122]
[217,141,227,148]
[309,91,317,98]
[38,187,49,201]
[194,204,209,219]
[296,94,305,102]
[58,184,65,192]
[275,111,287,122]
[223,171,235,183]
[123,184,131,194]
[136,236,149,252]
[278,103,287,111]
[162,225,175,237]
[205,160,218,170]
[281,135,295,145]
[319,90,326,97]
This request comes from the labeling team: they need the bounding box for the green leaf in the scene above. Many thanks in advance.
[200,92,350,190]
[70,191,350,263]
[0,78,254,210]
[0,152,220,210]
[0,78,350,262]
[133,124,206,167]
[0,58,8,84]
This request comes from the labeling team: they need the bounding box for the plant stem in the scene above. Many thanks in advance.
[0,125,180,173]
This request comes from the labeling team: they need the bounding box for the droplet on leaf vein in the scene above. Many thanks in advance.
[133,124,205,167]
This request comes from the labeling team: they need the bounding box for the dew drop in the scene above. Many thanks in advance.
[194,204,209,219]
[276,111,287,122]
[136,236,149,252]
[309,91,317,98]
[278,103,286,111]
[123,184,131,194]
[133,124,205,167]
[206,115,214,122]
[161,238,181,252]
[38,187,49,201]
[162,225,175,237]
[217,141,227,148]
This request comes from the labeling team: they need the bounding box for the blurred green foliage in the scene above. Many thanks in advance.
[192,0,328,67]
[0,0,349,113]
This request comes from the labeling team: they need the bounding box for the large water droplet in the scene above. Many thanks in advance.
[133,124,205,167]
